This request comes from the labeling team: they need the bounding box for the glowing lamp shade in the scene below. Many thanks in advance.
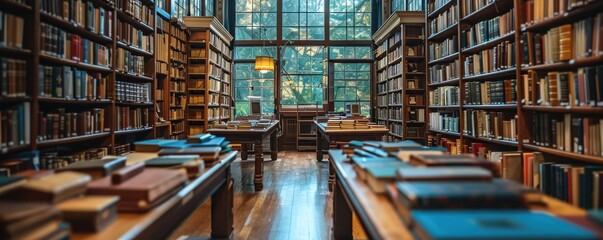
[255,56,274,73]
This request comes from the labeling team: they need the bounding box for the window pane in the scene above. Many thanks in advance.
[328,0,371,40]
[282,0,324,40]
[333,63,370,117]
[236,0,277,40]
[234,63,274,116]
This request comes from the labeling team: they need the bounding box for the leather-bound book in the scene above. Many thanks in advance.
[57,196,119,232]
[145,155,204,179]
[396,167,493,182]
[158,147,221,162]
[409,154,499,177]
[16,171,91,203]
[57,156,126,180]
[87,168,187,212]
[0,201,62,240]
[133,139,178,152]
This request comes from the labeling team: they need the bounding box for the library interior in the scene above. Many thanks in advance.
[2,0,603,239]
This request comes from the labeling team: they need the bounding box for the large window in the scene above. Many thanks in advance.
[329,46,371,59]
[205,0,215,16]
[282,0,325,40]
[392,0,425,11]
[235,0,277,40]
[189,0,202,16]
[174,0,188,19]
[329,0,371,40]
[281,46,325,105]
[233,47,277,116]
[333,63,371,116]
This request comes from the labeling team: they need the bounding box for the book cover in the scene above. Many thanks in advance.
[16,171,91,203]
[396,167,492,182]
[134,139,178,152]
[57,157,127,180]
[56,196,118,232]
[412,210,597,240]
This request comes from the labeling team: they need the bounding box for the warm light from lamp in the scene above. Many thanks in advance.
[255,56,274,72]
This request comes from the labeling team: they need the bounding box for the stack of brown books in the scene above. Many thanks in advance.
[0,202,67,239]
[158,146,221,162]
[326,120,341,130]
[226,121,240,129]
[368,124,386,129]
[355,119,370,129]
[56,196,119,232]
[238,121,252,130]
[340,120,356,129]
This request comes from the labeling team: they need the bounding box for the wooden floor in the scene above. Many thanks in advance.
[169,151,366,240]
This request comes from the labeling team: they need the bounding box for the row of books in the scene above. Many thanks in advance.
[387,77,402,92]
[156,19,169,75]
[188,94,204,104]
[429,59,458,84]
[388,92,402,105]
[38,108,107,141]
[208,108,220,119]
[407,45,424,58]
[40,0,113,38]
[115,81,150,103]
[209,64,225,80]
[170,108,184,119]
[189,63,206,75]
[209,32,231,57]
[170,81,185,92]
[190,47,207,59]
[523,0,595,27]
[377,108,387,120]
[122,0,154,27]
[170,46,186,63]
[388,64,401,78]
[171,94,184,106]
[427,0,453,14]
[155,89,163,101]
[540,163,603,208]
[115,48,146,76]
[428,35,457,60]
[209,78,222,92]
[1,58,27,98]
[525,67,603,107]
[389,107,402,120]
[463,40,516,76]
[387,47,402,62]
[530,112,603,157]
[429,111,459,133]
[188,109,203,120]
[116,106,150,131]
[388,31,401,48]
[39,65,108,100]
[117,19,154,53]
[0,102,30,149]
[409,108,425,122]
[463,110,518,141]
[173,121,185,134]
[429,86,459,106]
[171,65,186,79]
[460,0,496,17]
[0,11,25,49]
[389,122,403,136]
[464,79,517,105]
[40,23,111,67]
[39,147,110,170]
[170,23,188,42]
[428,4,458,36]
[460,9,515,49]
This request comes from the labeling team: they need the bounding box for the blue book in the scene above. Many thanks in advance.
[134,139,178,152]
[186,137,227,147]
[186,133,214,143]
[412,210,597,240]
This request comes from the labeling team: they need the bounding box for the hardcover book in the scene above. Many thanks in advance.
[145,155,204,179]
[57,156,127,180]
[396,167,493,182]
[395,149,445,162]
[0,176,26,195]
[16,171,91,203]
[158,147,221,162]
[412,210,597,240]
[87,168,187,212]
[186,133,214,143]
[365,162,412,194]
[0,201,61,240]
[57,196,119,232]
[409,154,499,177]
[134,139,178,152]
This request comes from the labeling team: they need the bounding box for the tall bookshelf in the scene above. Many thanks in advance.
[182,16,233,136]
[154,12,170,139]
[373,11,427,143]
[168,19,188,139]
[0,0,161,170]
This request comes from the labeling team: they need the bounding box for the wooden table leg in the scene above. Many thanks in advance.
[270,131,277,161]
[316,132,323,161]
[333,179,352,239]
[254,140,264,191]
[328,156,335,192]
[211,171,233,238]
[241,143,248,160]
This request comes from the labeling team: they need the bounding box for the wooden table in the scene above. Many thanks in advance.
[315,122,389,190]
[328,150,588,239]
[71,151,238,240]
[208,120,279,191]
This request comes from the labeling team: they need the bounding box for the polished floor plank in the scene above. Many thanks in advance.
[169,151,366,240]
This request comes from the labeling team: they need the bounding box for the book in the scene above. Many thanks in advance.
[134,139,178,152]
[395,149,445,162]
[186,133,214,143]
[396,167,493,182]
[87,168,186,212]
[351,156,402,180]
[409,154,499,176]
[145,155,204,179]
[365,162,412,194]
[158,146,221,162]
[56,196,119,232]
[0,201,62,240]
[0,176,25,195]
[364,140,423,153]
[57,156,127,180]
[501,152,523,183]
[412,210,597,240]
[15,171,91,203]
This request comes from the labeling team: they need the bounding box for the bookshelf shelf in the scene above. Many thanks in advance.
[0,97,30,105]
[187,104,206,107]
[40,12,112,44]
[524,144,603,164]
[462,68,516,81]
[461,32,515,55]
[37,132,111,148]
[428,23,458,41]
[1,144,30,155]
[428,53,458,65]
[521,1,603,33]
[114,127,154,135]
[427,0,456,19]
[460,0,514,24]
[428,78,460,87]
[388,119,404,123]
[115,101,154,107]
[1,0,32,13]
[462,134,519,147]
[39,54,112,72]
[428,128,460,136]
[116,72,154,82]
[428,105,460,109]
[523,55,603,72]
[462,104,517,110]
[116,10,154,33]
[157,8,170,20]
[117,41,153,57]
[522,105,603,114]
[0,46,31,57]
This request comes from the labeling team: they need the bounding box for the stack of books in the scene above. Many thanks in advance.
[326,120,341,130]
[342,140,600,240]
[212,123,227,129]
[368,124,386,129]
[340,120,355,129]
[238,121,252,130]
[354,119,370,129]
[226,121,240,129]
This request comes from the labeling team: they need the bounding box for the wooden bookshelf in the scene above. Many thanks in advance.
[154,13,171,139]
[373,11,426,143]
[167,19,189,139]
[183,17,233,136]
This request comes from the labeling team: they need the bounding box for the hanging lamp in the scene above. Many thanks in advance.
[255,28,274,73]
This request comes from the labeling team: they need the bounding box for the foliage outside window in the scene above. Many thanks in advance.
[205,0,215,16]
[329,0,371,40]
[234,63,275,116]
[173,0,187,19]
[190,0,202,16]
[281,46,325,105]
[329,46,371,59]
[333,63,371,116]
[282,0,325,40]
[235,0,277,40]
[392,0,425,11]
